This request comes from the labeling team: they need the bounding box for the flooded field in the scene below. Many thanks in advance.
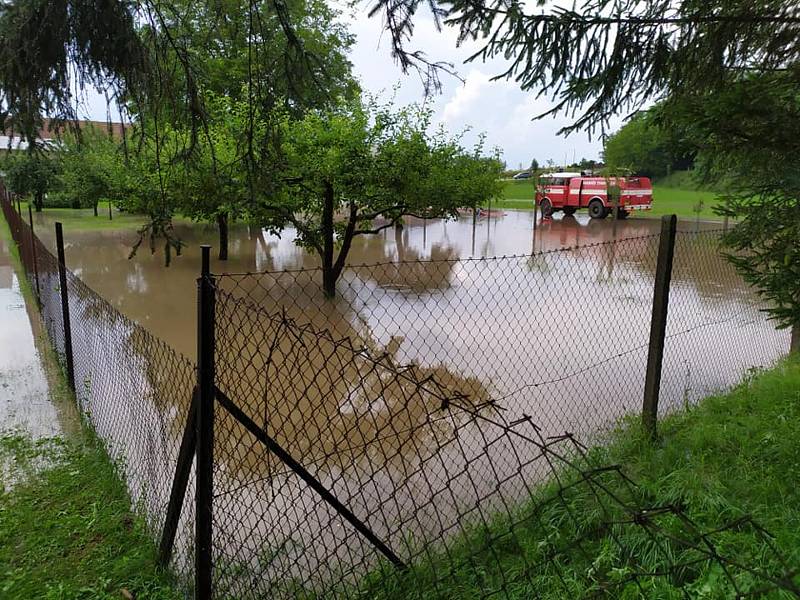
[34,211,674,355]
[24,209,788,592]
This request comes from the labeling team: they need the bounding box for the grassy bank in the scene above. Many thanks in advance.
[13,200,196,232]
[496,173,725,219]
[0,432,181,599]
[0,212,180,600]
[360,357,800,598]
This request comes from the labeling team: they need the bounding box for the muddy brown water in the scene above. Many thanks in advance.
[27,210,789,592]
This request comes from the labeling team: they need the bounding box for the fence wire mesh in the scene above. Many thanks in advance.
[2,195,797,599]
[1,197,197,592]
[211,227,794,598]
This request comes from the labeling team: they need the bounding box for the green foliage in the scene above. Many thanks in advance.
[603,111,692,178]
[657,70,800,329]
[0,432,180,599]
[354,358,800,598]
[158,0,357,114]
[1,149,58,210]
[0,0,144,141]
[52,128,121,210]
[254,97,503,295]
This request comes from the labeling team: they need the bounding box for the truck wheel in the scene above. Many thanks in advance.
[563,207,577,216]
[540,198,553,217]
[617,208,630,219]
[588,200,607,219]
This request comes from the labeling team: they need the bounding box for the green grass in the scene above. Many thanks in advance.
[16,200,150,231]
[495,173,726,220]
[0,208,181,599]
[0,431,181,600]
[13,201,196,232]
[355,358,800,598]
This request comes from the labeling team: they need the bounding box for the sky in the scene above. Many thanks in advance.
[79,1,626,170]
[343,3,624,169]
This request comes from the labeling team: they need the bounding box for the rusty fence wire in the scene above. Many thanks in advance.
[2,194,797,599]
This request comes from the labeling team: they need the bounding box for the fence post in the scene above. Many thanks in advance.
[158,388,199,567]
[642,214,677,439]
[196,245,215,600]
[28,204,40,302]
[55,222,76,393]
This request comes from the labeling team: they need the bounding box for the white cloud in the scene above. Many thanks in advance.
[441,70,492,124]
[345,5,616,167]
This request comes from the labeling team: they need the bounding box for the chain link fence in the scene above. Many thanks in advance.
[2,195,796,598]
[1,196,197,591]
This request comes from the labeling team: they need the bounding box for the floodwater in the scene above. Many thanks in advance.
[0,235,62,439]
[31,211,672,357]
[0,232,80,491]
[26,210,789,592]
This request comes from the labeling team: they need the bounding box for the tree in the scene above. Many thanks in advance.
[655,70,800,346]
[530,158,539,173]
[129,0,358,259]
[603,112,692,178]
[2,148,58,211]
[255,99,502,297]
[53,128,120,215]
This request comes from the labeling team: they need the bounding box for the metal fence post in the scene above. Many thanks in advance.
[642,214,677,439]
[28,204,40,301]
[55,222,76,393]
[196,245,215,599]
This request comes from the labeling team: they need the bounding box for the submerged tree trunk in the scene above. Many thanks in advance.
[217,212,229,261]
[321,183,336,297]
[34,191,43,212]
[320,185,358,299]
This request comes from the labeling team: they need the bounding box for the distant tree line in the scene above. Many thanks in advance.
[602,110,695,179]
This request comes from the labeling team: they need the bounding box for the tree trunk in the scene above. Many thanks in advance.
[791,325,799,354]
[321,183,335,298]
[93,202,98,217]
[217,212,229,261]
[34,191,43,212]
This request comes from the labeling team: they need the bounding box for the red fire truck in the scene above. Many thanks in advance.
[535,172,653,219]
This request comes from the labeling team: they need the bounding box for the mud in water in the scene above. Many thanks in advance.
[26,210,789,591]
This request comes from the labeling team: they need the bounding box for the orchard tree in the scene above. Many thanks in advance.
[256,99,502,297]
[54,128,120,215]
[2,148,58,211]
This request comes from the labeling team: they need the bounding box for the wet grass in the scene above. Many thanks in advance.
[0,209,181,599]
[356,357,800,598]
[0,430,181,599]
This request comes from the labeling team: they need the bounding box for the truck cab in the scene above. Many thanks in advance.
[535,172,653,219]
